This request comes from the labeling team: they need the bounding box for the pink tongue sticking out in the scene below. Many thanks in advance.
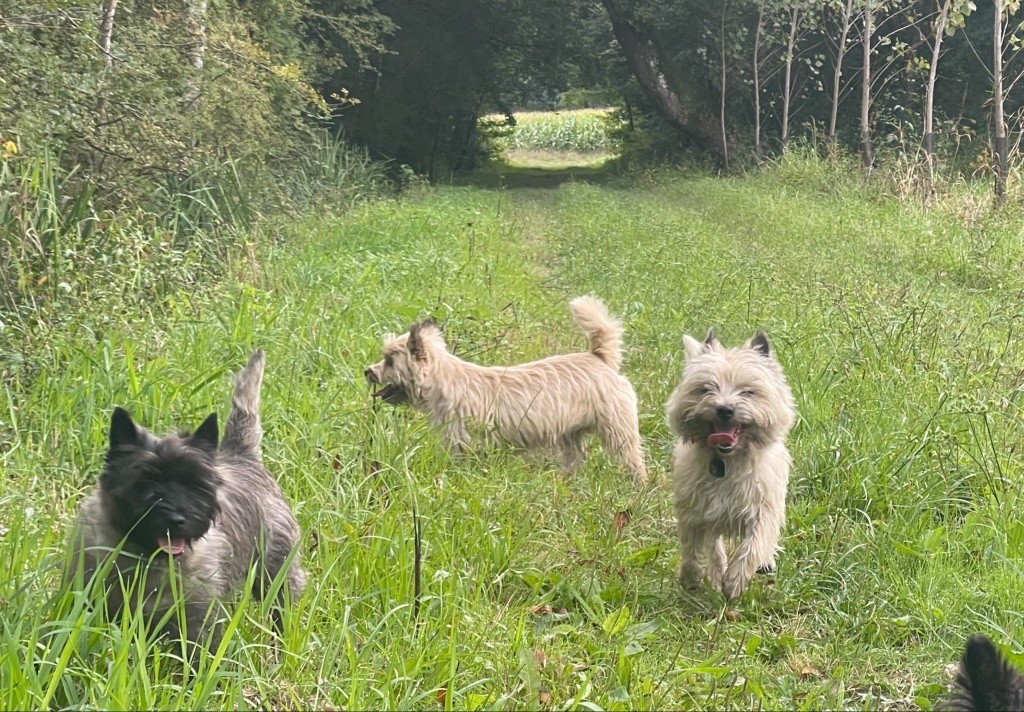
[707,425,740,449]
[157,535,187,556]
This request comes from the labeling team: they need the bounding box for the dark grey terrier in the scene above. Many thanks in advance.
[66,350,306,658]
[944,635,1024,711]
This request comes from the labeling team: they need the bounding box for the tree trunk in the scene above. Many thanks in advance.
[781,6,799,150]
[861,0,874,171]
[98,0,118,69]
[600,0,723,158]
[184,0,208,110]
[95,0,119,122]
[924,0,951,194]
[753,4,764,162]
[993,0,1007,201]
[829,0,854,142]
[720,0,730,169]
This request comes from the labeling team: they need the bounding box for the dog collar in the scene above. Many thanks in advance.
[709,457,725,478]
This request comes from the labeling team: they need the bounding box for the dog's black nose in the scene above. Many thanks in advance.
[716,405,735,421]
[165,512,186,526]
[364,367,379,384]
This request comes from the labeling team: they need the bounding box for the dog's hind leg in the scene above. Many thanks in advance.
[597,413,648,485]
[558,431,588,474]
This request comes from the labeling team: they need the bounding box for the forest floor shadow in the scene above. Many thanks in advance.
[459,150,617,189]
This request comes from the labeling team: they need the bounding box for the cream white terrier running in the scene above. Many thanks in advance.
[365,297,648,485]
[666,329,796,599]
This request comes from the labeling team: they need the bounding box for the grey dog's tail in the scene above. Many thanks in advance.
[220,350,265,461]
[944,635,1024,711]
[570,296,623,371]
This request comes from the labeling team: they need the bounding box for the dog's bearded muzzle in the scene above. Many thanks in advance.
[687,406,750,457]
[364,366,410,406]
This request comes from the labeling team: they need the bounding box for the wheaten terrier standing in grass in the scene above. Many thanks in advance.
[364,297,648,485]
[666,329,796,599]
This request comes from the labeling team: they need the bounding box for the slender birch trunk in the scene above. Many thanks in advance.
[861,0,874,171]
[98,0,118,69]
[993,0,1007,201]
[924,0,951,192]
[720,0,730,169]
[184,0,208,110]
[781,5,800,150]
[828,0,855,143]
[753,3,764,162]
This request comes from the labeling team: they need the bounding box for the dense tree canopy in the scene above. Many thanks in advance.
[4,0,1024,185]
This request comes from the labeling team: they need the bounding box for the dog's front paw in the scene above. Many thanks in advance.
[720,570,750,601]
[676,560,705,590]
[707,563,726,591]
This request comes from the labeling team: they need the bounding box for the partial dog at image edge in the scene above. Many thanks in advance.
[666,329,796,600]
[364,296,648,485]
[943,635,1024,711]
[65,350,307,661]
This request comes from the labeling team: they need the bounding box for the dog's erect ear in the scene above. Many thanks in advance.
[109,407,140,449]
[682,334,704,361]
[748,331,771,358]
[408,322,433,361]
[704,328,722,351]
[408,323,423,360]
[191,413,219,451]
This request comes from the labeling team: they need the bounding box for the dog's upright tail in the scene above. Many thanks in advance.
[945,635,1024,711]
[221,350,265,461]
[570,296,623,371]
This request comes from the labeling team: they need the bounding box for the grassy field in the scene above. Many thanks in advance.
[2,154,1024,709]
[485,109,618,170]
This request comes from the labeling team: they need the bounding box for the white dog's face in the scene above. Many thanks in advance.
[364,320,442,406]
[668,330,795,456]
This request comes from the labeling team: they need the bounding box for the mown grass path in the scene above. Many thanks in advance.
[2,163,1023,709]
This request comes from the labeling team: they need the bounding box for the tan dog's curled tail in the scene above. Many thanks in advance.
[570,297,623,371]
[221,349,265,461]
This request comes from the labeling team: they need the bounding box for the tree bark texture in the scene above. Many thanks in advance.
[861,0,874,171]
[924,0,951,191]
[600,0,723,158]
[184,0,208,110]
[781,6,799,149]
[753,4,764,162]
[829,0,854,141]
[993,0,1007,200]
[98,0,118,68]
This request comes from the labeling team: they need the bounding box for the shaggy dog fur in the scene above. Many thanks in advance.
[364,297,648,484]
[66,351,306,655]
[944,635,1024,711]
[666,329,796,600]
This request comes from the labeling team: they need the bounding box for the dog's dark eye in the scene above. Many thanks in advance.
[384,355,394,367]
[740,389,756,398]
[700,385,716,395]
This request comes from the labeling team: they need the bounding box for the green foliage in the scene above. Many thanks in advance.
[0,0,391,205]
[0,132,387,391]
[556,88,618,110]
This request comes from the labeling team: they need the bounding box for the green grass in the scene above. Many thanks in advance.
[2,155,1024,709]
